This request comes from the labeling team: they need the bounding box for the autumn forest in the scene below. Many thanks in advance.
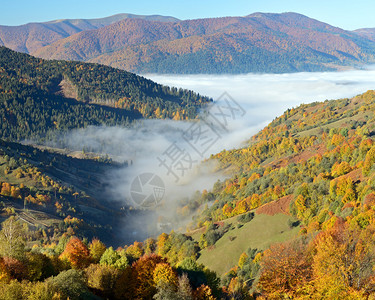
[2,7,375,300]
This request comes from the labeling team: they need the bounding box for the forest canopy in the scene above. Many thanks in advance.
[0,46,211,141]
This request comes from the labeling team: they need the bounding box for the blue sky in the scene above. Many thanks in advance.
[1,0,374,30]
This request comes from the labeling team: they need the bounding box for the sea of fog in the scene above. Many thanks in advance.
[47,68,375,238]
[147,68,375,149]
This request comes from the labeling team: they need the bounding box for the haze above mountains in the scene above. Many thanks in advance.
[2,12,375,74]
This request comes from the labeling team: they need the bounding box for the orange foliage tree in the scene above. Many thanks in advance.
[132,254,167,299]
[60,236,91,269]
[311,223,375,298]
[125,241,144,262]
[257,239,312,299]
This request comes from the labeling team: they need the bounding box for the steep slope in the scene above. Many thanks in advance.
[0,138,124,244]
[0,47,210,141]
[181,89,375,296]
[193,90,375,226]
[196,213,299,276]
[0,135,163,248]
[33,12,375,73]
[0,13,179,53]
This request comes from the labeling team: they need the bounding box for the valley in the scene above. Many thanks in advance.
[1,4,375,299]
[1,61,375,298]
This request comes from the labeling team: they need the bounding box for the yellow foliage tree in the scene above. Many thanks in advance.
[311,224,375,298]
[89,238,106,264]
[153,263,178,287]
[238,252,248,269]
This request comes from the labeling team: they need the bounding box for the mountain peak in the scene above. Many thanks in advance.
[44,13,180,26]
[246,12,307,18]
[0,13,180,53]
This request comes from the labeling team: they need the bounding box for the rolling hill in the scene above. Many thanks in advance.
[30,12,375,73]
[0,13,179,54]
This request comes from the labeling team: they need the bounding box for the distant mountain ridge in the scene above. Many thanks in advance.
[354,28,375,42]
[2,12,375,73]
[0,13,179,53]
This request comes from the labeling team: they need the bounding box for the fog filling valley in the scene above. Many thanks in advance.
[48,67,375,241]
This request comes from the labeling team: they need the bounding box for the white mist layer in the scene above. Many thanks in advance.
[146,67,375,148]
[46,68,375,235]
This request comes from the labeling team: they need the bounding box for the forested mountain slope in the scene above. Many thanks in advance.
[181,89,375,298]
[32,12,375,73]
[0,47,210,141]
[354,27,375,42]
[2,84,375,298]
[0,13,179,54]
